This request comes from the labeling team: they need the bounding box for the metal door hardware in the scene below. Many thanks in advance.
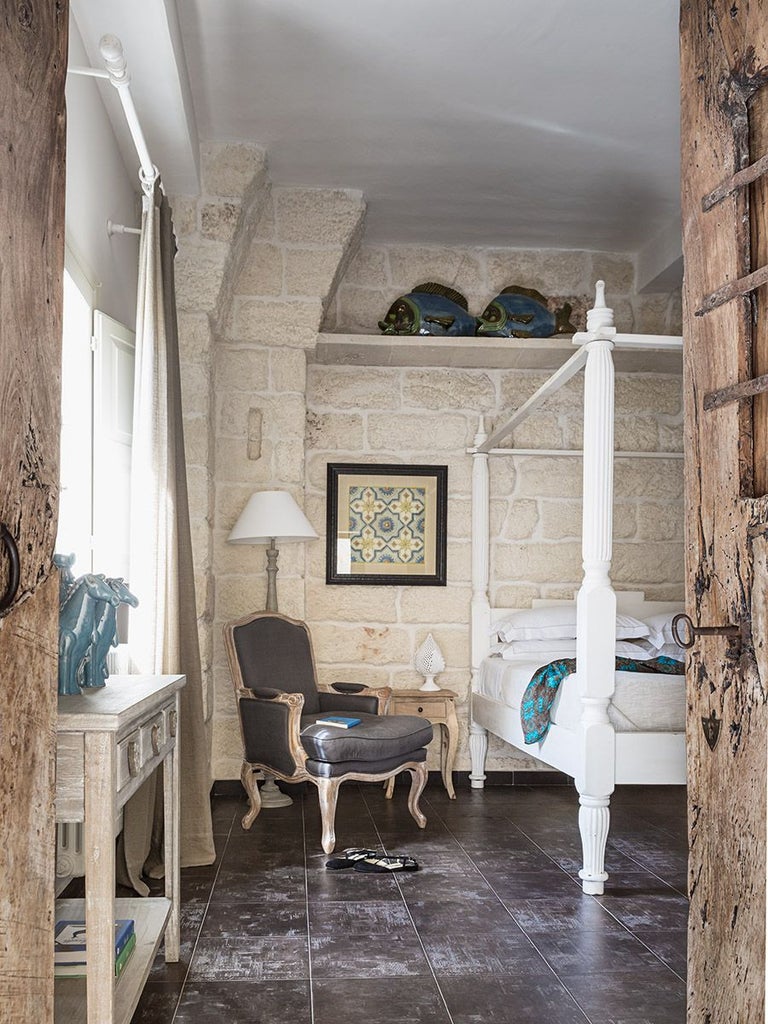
[0,523,20,613]
[671,613,741,649]
[701,710,721,751]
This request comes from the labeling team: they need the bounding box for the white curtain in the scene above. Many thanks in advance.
[118,180,215,893]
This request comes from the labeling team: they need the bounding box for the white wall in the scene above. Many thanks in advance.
[65,13,139,328]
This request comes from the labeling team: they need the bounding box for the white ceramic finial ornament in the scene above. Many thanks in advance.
[414,633,445,692]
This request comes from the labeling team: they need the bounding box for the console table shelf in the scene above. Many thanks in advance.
[55,674,186,1024]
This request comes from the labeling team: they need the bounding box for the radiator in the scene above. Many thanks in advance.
[56,821,85,884]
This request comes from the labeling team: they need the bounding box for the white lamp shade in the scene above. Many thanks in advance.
[227,490,318,544]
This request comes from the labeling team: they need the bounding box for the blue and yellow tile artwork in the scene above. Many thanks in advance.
[347,485,427,565]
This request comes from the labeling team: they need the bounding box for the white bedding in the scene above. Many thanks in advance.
[476,654,686,733]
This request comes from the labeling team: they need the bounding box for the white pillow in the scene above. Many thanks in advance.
[641,610,685,650]
[632,637,687,663]
[494,638,658,661]
[493,605,650,643]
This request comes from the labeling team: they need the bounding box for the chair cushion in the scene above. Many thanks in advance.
[306,746,428,779]
[301,713,433,764]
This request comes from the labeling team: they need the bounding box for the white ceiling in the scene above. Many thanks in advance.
[72,0,682,281]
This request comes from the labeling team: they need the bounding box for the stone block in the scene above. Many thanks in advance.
[489,461,517,497]
[270,348,307,393]
[273,438,306,484]
[175,239,229,314]
[447,498,472,539]
[216,574,269,622]
[387,246,485,296]
[589,252,635,294]
[642,583,685,602]
[211,716,244,781]
[186,465,211,521]
[311,623,412,665]
[485,248,591,296]
[305,411,365,450]
[342,246,389,287]
[201,200,241,243]
[308,366,401,410]
[494,541,582,584]
[170,195,198,237]
[183,415,210,466]
[612,503,638,540]
[400,585,472,624]
[177,312,212,364]
[274,187,365,246]
[367,413,470,452]
[492,583,541,608]
[284,247,345,298]
[613,459,684,500]
[231,297,323,346]
[611,542,684,585]
[402,369,496,411]
[215,346,270,393]
[180,361,211,419]
[305,580,398,622]
[503,499,540,540]
[212,527,264,576]
[334,285,389,333]
[614,416,659,451]
[633,294,675,335]
[202,142,267,198]
[636,502,684,541]
[235,242,283,296]
[500,370,581,415]
[614,375,682,416]
[509,412,563,449]
[216,392,256,438]
[658,423,684,452]
[516,457,582,498]
[315,664,391,689]
[214,436,273,483]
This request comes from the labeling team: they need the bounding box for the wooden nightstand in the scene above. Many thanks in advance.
[385,688,459,799]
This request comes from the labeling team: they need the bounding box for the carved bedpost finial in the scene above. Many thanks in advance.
[99,35,129,85]
[586,280,615,334]
[474,415,488,449]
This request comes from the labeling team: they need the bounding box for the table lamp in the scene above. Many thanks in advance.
[228,490,318,612]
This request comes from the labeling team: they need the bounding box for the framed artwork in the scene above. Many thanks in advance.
[326,463,448,586]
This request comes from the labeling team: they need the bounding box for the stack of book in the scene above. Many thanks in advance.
[54,918,136,979]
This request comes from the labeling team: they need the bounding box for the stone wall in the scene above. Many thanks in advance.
[175,167,685,781]
[307,244,684,776]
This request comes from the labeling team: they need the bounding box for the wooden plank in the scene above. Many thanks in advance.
[704,371,768,411]
[680,2,768,1020]
[0,4,69,1023]
[702,150,768,210]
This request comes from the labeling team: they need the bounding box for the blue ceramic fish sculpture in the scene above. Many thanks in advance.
[476,285,576,338]
[378,282,477,337]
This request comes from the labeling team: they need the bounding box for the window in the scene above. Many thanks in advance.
[58,257,135,583]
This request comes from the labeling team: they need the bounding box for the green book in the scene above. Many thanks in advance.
[54,931,137,979]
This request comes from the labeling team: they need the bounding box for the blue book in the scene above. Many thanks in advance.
[54,918,134,964]
[314,715,361,729]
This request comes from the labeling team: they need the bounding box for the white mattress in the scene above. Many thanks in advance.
[476,654,685,732]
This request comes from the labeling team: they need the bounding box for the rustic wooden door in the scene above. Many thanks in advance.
[0,3,69,1021]
[680,1,768,1019]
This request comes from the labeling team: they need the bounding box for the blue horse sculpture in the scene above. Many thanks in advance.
[58,574,121,696]
[83,577,139,689]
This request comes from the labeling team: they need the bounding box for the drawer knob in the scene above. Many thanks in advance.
[127,740,140,778]
[417,706,424,714]
[151,723,161,755]
[169,709,177,738]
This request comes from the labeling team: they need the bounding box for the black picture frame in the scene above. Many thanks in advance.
[326,463,448,586]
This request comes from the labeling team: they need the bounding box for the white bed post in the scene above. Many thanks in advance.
[469,417,491,789]
[575,281,617,895]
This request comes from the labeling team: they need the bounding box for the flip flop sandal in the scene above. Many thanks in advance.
[353,855,420,873]
[325,848,379,870]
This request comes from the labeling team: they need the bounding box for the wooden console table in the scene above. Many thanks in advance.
[55,674,186,1024]
[385,688,459,799]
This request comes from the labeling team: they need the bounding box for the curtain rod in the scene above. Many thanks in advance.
[68,34,158,194]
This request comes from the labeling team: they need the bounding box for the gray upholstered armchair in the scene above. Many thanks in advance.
[224,611,433,852]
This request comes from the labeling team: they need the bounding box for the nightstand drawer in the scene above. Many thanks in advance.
[117,729,142,790]
[392,698,448,720]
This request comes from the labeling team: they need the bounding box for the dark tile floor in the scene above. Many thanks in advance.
[132,782,688,1024]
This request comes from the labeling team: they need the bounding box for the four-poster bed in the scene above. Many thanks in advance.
[468,282,686,895]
